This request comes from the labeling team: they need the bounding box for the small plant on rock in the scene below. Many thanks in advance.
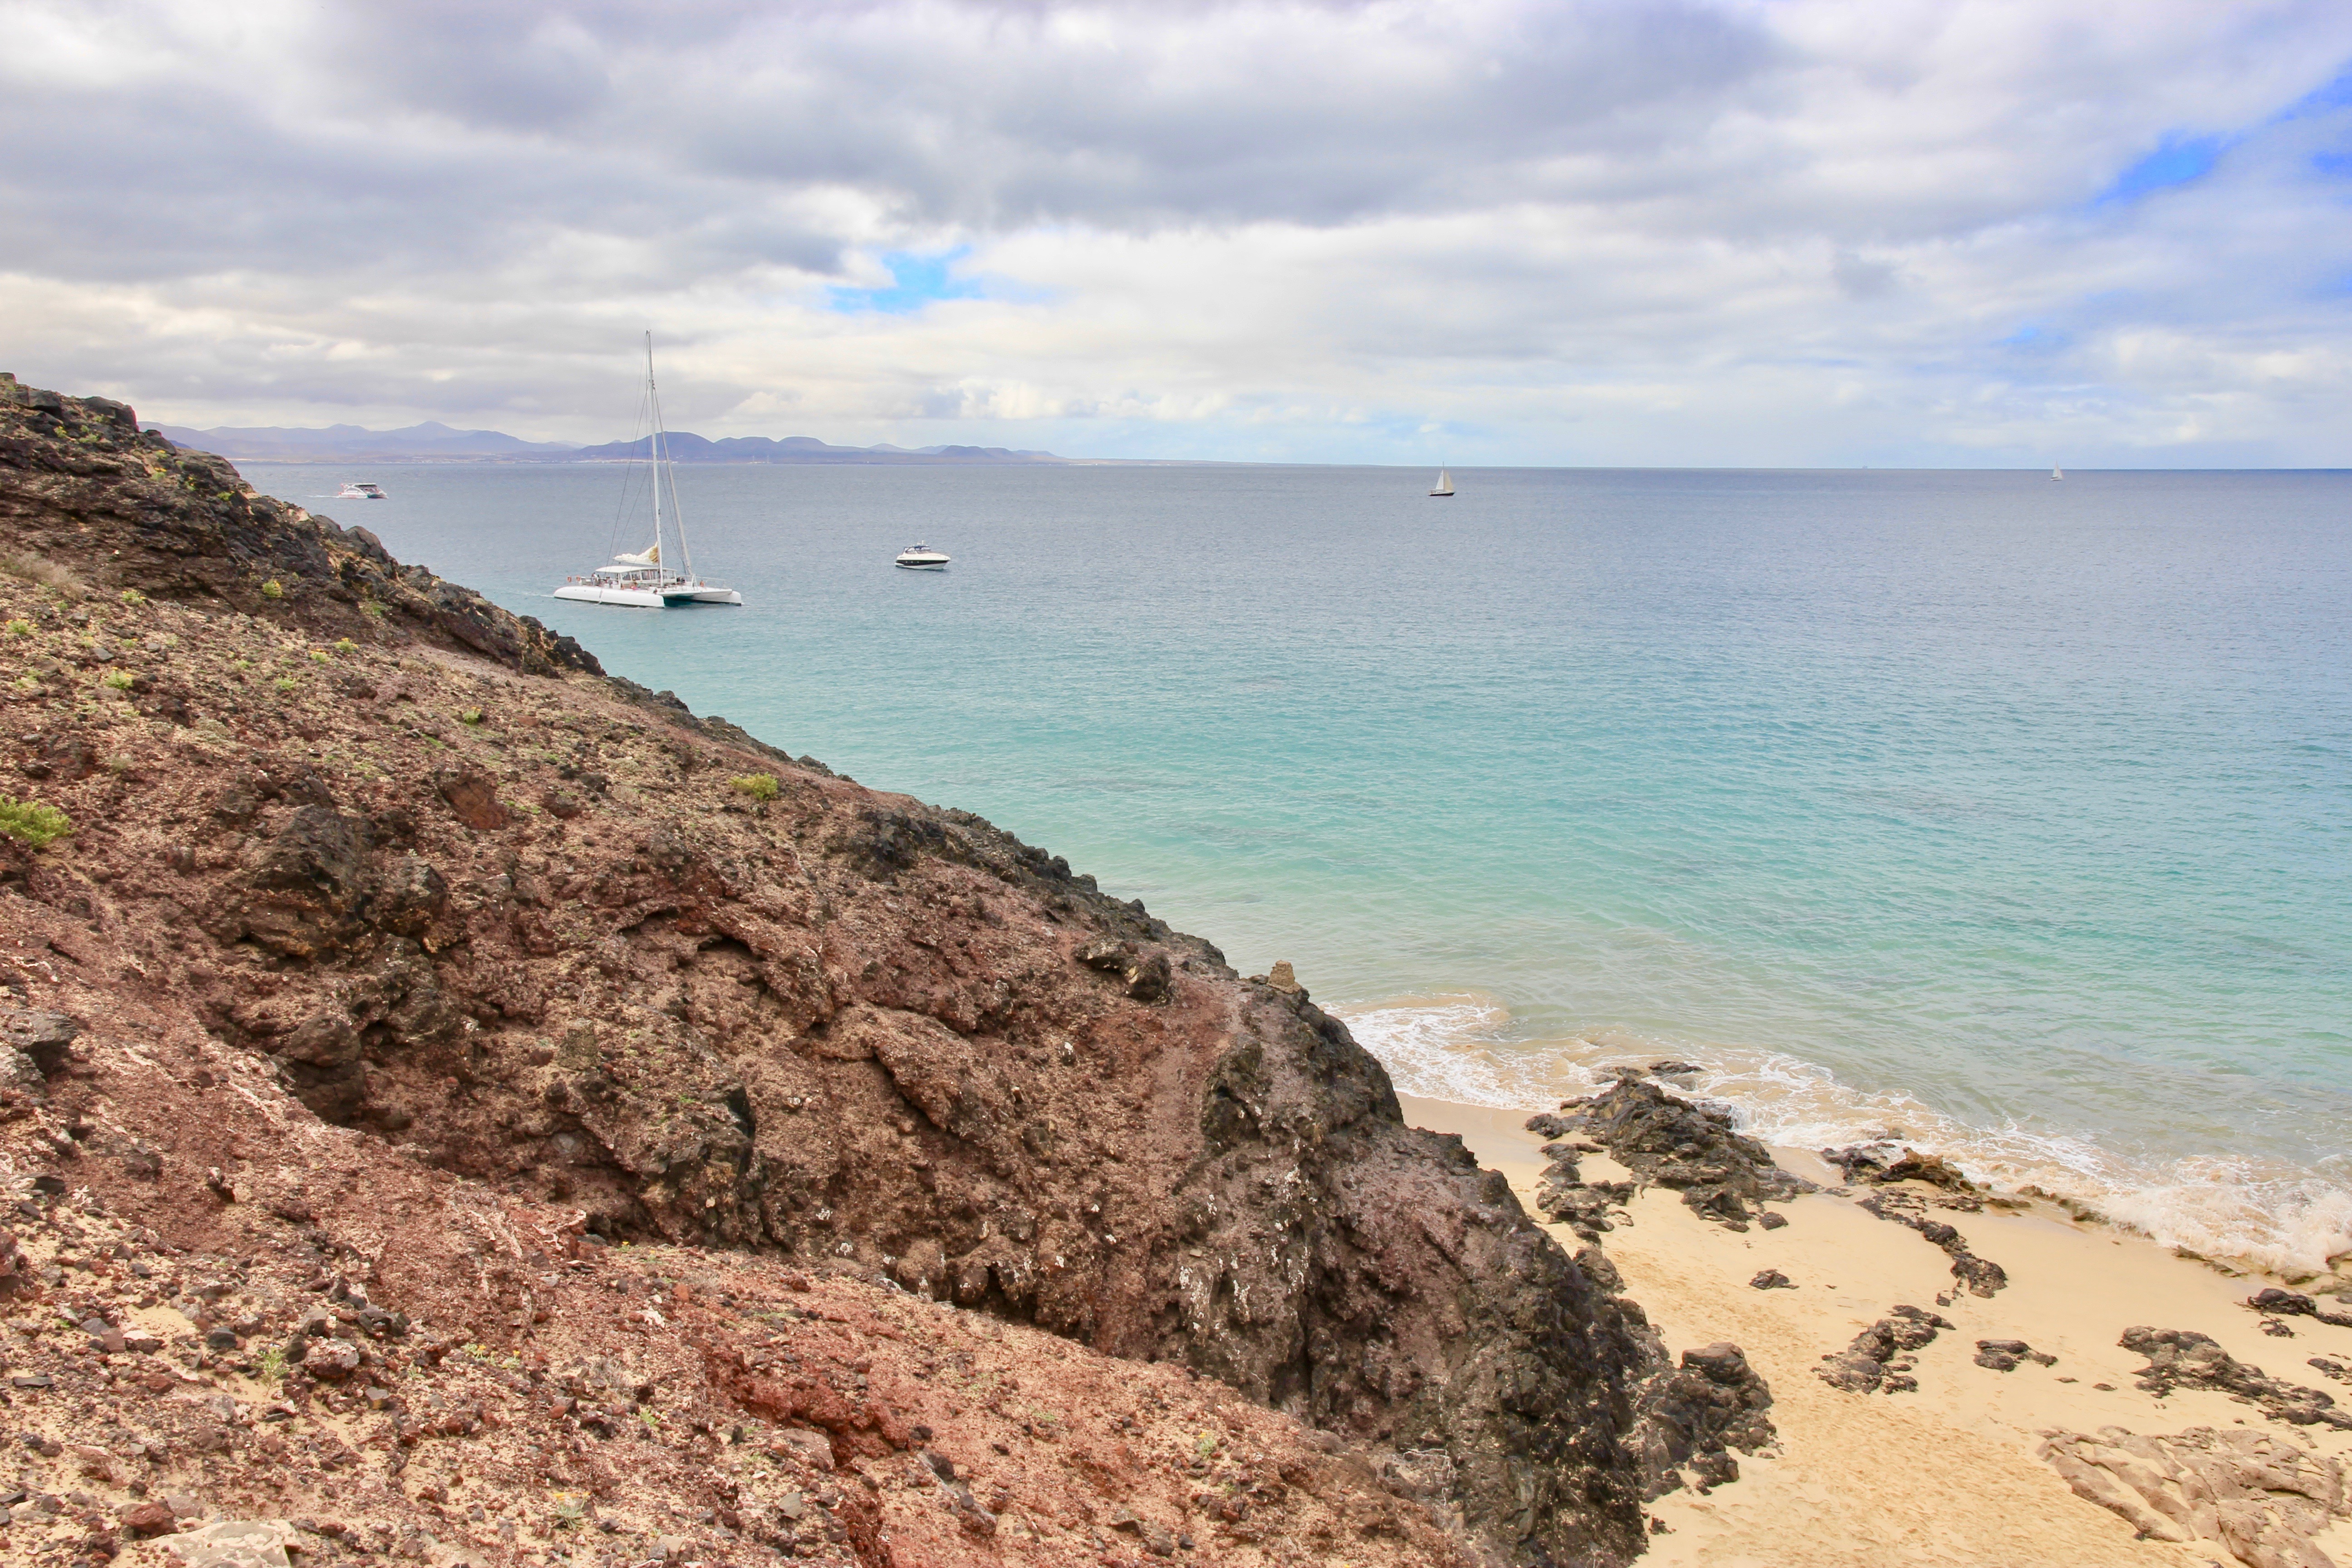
[310,649,332,664]
[0,793,73,849]
[260,579,284,600]
[730,773,779,803]
[275,676,299,693]
[101,668,135,691]
[5,618,31,637]
[334,637,358,655]
[118,588,146,607]
[459,706,485,725]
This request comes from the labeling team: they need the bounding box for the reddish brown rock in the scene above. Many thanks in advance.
[0,373,1766,1568]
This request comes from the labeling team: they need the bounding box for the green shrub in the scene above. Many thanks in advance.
[118,588,147,607]
[101,668,135,691]
[459,706,485,726]
[4,619,30,637]
[730,773,780,802]
[274,676,299,693]
[334,637,358,655]
[260,579,284,600]
[309,649,332,664]
[0,794,73,849]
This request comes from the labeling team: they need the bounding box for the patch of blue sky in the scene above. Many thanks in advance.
[2277,61,2352,121]
[1997,323,2073,355]
[2094,133,2227,206]
[826,248,983,315]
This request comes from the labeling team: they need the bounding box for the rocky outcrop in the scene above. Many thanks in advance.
[2122,1328,2352,1431]
[2040,1426,2349,1568]
[1815,1304,1952,1395]
[0,372,603,685]
[1855,1188,2009,1297]
[1529,1074,1811,1233]
[0,375,1732,1565]
[1631,1343,1774,1496]
[2249,1288,2352,1330]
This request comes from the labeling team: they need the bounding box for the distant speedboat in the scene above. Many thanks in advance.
[1429,468,1454,497]
[553,333,743,608]
[895,543,951,569]
[2051,465,2064,481]
[336,482,387,500]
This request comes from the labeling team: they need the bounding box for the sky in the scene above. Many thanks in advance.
[2,0,2349,466]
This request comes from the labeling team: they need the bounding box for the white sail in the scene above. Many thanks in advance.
[1430,468,1454,496]
[2052,466,2063,480]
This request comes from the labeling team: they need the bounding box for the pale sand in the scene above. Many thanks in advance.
[1402,1094,2352,1568]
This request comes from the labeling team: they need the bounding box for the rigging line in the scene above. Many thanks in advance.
[603,380,653,568]
[650,365,696,583]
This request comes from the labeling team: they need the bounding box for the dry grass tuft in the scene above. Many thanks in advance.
[0,549,88,599]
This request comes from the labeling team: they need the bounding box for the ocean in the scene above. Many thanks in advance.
[238,460,2352,1274]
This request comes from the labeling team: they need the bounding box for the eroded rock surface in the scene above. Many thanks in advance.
[2041,1426,2348,1568]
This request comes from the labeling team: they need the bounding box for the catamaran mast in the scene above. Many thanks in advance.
[644,331,697,586]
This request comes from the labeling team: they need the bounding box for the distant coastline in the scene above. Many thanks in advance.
[151,417,1067,466]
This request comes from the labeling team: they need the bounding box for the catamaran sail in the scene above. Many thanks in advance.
[554,336,742,608]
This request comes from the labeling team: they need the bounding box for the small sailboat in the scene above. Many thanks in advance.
[554,334,742,608]
[894,543,951,569]
[1429,467,1454,497]
[2051,465,2064,481]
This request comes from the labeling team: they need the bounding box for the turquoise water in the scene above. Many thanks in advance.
[241,461,2352,1271]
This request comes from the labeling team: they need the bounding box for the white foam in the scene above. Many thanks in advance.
[1337,995,2352,1279]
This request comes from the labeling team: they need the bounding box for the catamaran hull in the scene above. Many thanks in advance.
[553,583,742,608]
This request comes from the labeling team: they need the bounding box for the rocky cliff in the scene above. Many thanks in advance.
[0,373,1764,1567]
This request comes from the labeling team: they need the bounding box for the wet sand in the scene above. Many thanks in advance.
[1403,1094,2352,1568]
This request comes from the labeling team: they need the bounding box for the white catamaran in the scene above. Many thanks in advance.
[555,334,742,608]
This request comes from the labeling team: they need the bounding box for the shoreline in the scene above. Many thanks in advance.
[1344,996,2352,1286]
[1401,1092,2352,1566]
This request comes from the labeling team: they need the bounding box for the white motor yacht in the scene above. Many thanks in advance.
[894,543,951,569]
[336,481,387,500]
[552,334,743,608]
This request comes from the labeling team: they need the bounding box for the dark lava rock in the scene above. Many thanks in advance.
[1749,1269,1793,1290]
[1971,1338,2055,1371]
[1817,1305,1952,1395]
[1857,1192,2009,1298]
[2249,1288,2352,1329]
[0,1010,79,1076]
[2121,1328,2352,1429]
[1823,1143,1979,1193]
[1528,1077,1813,1234]
[1633,1342,1775,1498]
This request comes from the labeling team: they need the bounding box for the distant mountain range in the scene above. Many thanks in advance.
[152,420,1063,465]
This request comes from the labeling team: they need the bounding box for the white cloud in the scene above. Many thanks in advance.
[0,0,2347,463]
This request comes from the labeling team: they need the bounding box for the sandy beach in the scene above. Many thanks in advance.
[1406,1094,2352,1568]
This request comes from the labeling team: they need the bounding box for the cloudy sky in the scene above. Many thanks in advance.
[3,0,2349,465]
